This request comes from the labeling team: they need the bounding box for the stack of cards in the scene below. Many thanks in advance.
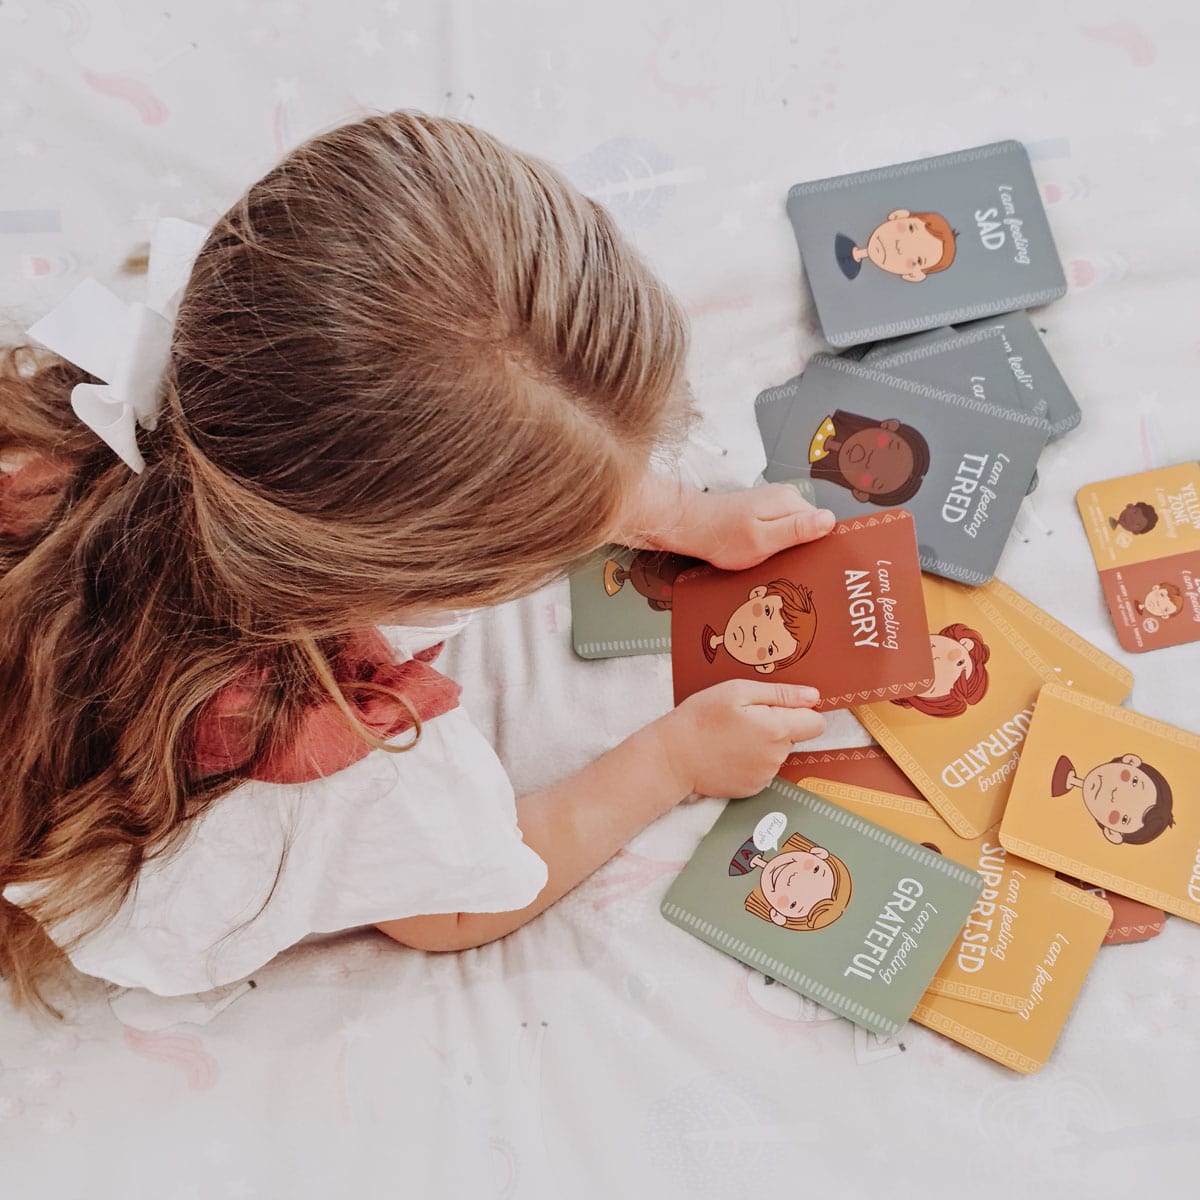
[1076,462,1200,652]
[756,140,1079,587]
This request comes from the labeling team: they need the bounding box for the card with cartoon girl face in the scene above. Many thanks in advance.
[661,780,984,1035]
[1076,463,1200,652]
[799,778,1107,1015]
[761,355,1049,584]
[852,574,1072,838]
[1000,683,1200,924]
[671,509,933,711]
[786,141,1067,348]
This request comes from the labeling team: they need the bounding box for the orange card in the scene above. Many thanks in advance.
[912,879,1110,1073]
[1000,684,1200,924]
[853,574,1062,837]
[777,746,923,798]
[1056,874,1167,945]
[671,510,933,711]
[801,778,1096,1014]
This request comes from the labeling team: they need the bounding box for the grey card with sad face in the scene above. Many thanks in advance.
[787,141,1067,348]
[761,355,1050,584]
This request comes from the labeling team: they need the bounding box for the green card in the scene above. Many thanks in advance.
[569,480,817,660]
[662,780,984,1035]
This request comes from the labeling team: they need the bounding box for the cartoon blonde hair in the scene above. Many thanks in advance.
[744,833,854,931]
[0,112,692,1013]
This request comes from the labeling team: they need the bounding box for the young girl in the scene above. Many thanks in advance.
[0,112,832,1011]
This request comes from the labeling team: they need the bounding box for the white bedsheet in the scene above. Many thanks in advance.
[2,2,1198,1196]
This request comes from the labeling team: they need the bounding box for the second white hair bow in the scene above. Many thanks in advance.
[25,217,211,474]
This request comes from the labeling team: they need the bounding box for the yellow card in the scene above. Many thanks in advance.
[853,574,1060,838]
[802,778,1092,1014]
[911,879,1110,1073]
[983,578,1133,704]
[1076,461,1200,570]
[1000,683,1200,923]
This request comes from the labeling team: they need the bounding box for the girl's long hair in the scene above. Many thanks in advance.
[0,112,690,1012]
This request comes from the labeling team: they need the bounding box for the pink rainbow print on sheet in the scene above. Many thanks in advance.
[82,71,169,125]
[122,1028,219,1091]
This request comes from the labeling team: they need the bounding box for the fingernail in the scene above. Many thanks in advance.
[794,685,821,702]
[813,509,836,533]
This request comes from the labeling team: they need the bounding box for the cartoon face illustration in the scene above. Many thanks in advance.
[602,550,690,612]
[834,210,958,282]
[1052,753,1176,845]
[729,832,853,931]
[809,411,931,506]
[1136,583,1184,620]
[702,580,817,674]
[891,623,991,718]
[1108,502,1158,536]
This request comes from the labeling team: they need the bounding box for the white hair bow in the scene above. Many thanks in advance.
[25,217,210,474]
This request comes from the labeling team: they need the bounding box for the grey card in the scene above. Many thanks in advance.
[861,326,957,364]
[868,325,1041,493]
[787,141,1067,348]
[661,780,983,1036]
[954,310,1081,439]
[761,355,1050,584]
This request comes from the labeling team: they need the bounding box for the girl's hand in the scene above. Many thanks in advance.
[617,475,835,571]
[679,484,836,571]
[653,679,826,799]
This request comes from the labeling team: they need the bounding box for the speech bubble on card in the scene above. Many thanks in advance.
[753,812,788,853]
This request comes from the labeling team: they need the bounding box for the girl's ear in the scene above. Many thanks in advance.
[958,638,975,654]
[810,846,829,860]
[852,489,870,503]
[749,585,768,600]
[1121,754,1142,767]
[754,662,776,675]
[1102,827,1124,844]
[771,910,788,926]
[881,419,900,431]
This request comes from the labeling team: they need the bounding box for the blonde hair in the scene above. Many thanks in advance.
[744,833,853,931]
[0,112,690,1012]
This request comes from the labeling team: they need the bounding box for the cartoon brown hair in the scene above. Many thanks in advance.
[910,212,957,274]
[1106,757,1176,846]
[744,833,853,931]
[1137,583,1184,618]
[891,622,990,718]
[1109,502,1158,534]
[766,578,818,670]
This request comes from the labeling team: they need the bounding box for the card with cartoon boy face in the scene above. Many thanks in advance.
[671,509,933,711]
[912,878,1110,1074]
[786,140,1067,348]
[1000,683,1200,923]
[661,780,984,1035]
[1076,462,1200,652]
[760,355,1049,584]
[799,778,1105,1014]
[853,574,1069,838]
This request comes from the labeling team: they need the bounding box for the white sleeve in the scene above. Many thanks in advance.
[8,705,547,997]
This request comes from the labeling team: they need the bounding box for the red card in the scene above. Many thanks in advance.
[671,509,933,711]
